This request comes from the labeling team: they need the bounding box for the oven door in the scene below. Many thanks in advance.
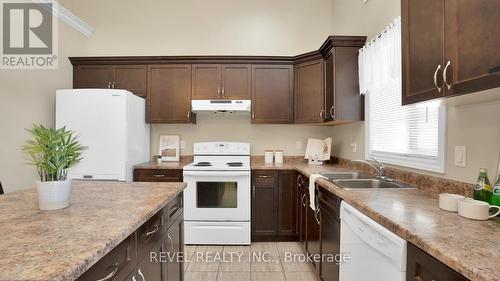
[183,170,250,221]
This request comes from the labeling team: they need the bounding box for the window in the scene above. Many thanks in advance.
[360,17,446,173]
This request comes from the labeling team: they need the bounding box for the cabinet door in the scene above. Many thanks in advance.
[402,0,446,105]
[147,65,193,123]
[165,213,184,281]
[192,64,222,99]
[294,59,325,123]
[114,65,148,97]
[444,0,500,96]
[221,64,251,99]
[277,171,297,238]
[251,171,279,240]
[137,242,163,281]
[407,243,469,281]
[319,206,340,281]
[306,189,321,271]
[251,65,293,124]
[74,65,114,89]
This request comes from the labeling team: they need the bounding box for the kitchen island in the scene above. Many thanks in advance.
[0,181,186,281]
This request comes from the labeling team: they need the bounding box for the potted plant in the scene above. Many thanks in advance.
[23,125,87,210]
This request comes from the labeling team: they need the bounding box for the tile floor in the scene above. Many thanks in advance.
[183,242,319,281]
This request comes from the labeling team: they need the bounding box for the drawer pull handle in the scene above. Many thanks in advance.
[96,262,118,281]
[314,209,320,224]
[138,269,146,281]
[301,194,306,206]
[152,174,165,178]
[258,175,271,179]
[132,276,137,281]
[167,233,174,250]
[146,224,159,236]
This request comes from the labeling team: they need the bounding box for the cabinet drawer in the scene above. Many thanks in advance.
[137,208,167,259]
[407,243,469,281]
[133,169,182,182]
[252,170,278,187]
[76,233,137,281]
[165,192,183,227]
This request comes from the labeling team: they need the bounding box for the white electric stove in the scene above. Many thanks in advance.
[183,142,251,245]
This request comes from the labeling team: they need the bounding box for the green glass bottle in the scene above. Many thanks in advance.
[473,168,492,203]
[491,171,500,207]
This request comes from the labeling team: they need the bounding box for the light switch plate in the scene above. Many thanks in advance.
[454,146,466,167]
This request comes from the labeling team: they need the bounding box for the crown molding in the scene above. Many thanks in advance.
[33,0,94,37]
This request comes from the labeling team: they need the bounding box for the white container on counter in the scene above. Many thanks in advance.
[265,150,274,164]
[274,150,284,164]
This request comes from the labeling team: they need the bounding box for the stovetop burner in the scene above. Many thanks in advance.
[194,162,212,167]
[227,162,243,167]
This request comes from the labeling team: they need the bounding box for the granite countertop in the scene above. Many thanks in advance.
[0,181,187,281]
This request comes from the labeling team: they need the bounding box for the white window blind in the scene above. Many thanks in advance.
[361,17,446,173]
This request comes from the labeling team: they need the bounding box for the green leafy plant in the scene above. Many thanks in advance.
[22,125,87,182]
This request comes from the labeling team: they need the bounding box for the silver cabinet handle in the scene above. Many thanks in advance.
[138,269,145,281]
[222,87,225,97]
[217,87,221,97]
[187,111,191,120]
[107,82,111,89]
[146,225,159,236]
[329,105,335,120]
[301,194,306,206]
[443,61,451,90]
[297,174,302,185]
[167,233,174,250]
[112,82,116,89]
[258,175,271,178]
[132,276,137,281]
[314,209,320,224]
[319,109,325,120]
[252,186,256,198]
[433,64,442,93]
[152,174,165,178]
[251,112,255,119]
[96,262,118,281]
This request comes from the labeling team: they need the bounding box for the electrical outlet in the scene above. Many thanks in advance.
[454,146,466,167]
[351,141,357,153]
[180,140,186,149]
[296,140,303,150]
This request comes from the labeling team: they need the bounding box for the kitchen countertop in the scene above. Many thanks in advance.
[134,160,499,280]
[0,181,186,281]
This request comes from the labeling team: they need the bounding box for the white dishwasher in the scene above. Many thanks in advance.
[339,201,407,281]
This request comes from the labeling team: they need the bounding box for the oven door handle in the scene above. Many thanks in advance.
[183,171,250,177]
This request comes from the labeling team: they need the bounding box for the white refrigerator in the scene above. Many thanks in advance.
[56,89,150,182]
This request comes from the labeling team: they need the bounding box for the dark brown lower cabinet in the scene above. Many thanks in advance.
[76,193,184,281]
[251,170,297,241]
[318,187,341,281]
[407,243,469,281]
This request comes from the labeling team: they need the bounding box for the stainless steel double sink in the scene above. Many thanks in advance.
[319,172,416,190]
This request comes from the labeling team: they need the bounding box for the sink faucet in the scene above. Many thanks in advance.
[351,158,392,181]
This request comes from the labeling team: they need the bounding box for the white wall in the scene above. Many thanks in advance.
[0,18,88,192]
[329,0,500,184]
[73,0,334,56]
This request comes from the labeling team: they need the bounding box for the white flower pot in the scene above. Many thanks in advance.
[36,180,72,210]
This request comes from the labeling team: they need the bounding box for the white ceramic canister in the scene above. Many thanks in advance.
[264,150,274,164]
[274,150,284,164]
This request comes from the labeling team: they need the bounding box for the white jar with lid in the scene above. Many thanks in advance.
[274,150,284,164]
[264,150,274,164]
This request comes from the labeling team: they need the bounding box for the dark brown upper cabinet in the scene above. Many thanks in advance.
[73,65,147,97]
[192,64,251,99]
[251,64,293,124]
[294,57,325,124]
[402,0,500,105]
[147,64,195,124]
[318,36,367,123]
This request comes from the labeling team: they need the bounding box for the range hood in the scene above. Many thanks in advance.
[191,100,251,113]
